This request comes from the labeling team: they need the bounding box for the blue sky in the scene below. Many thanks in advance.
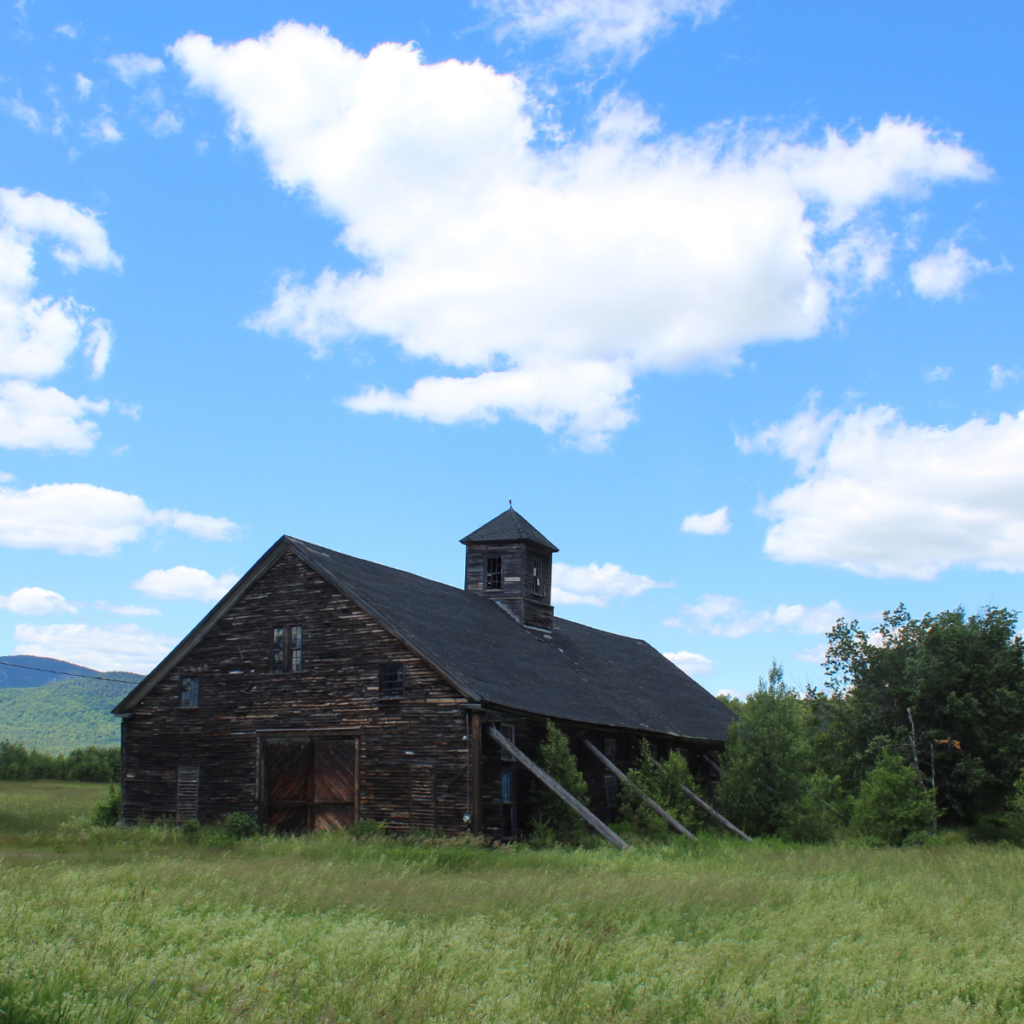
[0,0,1020,693]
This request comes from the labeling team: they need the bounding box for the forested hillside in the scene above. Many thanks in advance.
[0,676,136,753]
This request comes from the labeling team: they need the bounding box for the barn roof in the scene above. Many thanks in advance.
[459,509,559,552]
[113,536,732,741]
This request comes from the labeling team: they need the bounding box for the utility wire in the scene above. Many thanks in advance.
[0,659,142,685]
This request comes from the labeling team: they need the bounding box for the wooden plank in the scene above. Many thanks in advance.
[487,725,629,851]
[583,739,695,840]
[652,755,752,842]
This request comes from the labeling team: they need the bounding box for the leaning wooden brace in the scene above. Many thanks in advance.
[487,725,630,850]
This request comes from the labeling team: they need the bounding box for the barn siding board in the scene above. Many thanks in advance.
[121,551,472,832]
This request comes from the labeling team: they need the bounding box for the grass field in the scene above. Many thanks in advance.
[1,783,1023,1023]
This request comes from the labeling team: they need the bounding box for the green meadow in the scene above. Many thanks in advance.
[1,782,1023,1023]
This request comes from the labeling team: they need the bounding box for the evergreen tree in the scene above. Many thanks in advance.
[716,661,810,837]
[529,720,591,845]
[615,741,699,839]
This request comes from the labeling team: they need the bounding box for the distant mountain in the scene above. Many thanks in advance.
[0,655,143,689]
[0,676,137,752]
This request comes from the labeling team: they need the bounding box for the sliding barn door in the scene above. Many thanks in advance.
[263,737,358,833]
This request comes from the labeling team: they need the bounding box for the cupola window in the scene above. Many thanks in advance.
[486,556,503,590]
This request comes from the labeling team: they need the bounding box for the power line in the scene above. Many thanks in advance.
[0,659,142,686]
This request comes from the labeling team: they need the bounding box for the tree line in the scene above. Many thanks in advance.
[534,604,1024,846]
[0,740,120,783]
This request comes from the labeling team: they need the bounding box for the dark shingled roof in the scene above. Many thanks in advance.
[293,537,729,740]
[115,536,732,742]
[460,509,559,552]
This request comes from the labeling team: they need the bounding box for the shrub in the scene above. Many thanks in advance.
[529,720,590,845]
[615,741,699,840]
[346,819,387,840]
[224,812,259,839]
[90,784,121,827]
[850,750,936,846]
[782,770,851,844]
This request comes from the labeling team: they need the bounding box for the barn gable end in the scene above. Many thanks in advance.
[120,548,472,830]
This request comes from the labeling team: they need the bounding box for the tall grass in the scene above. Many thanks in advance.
[1,784,1023,1022]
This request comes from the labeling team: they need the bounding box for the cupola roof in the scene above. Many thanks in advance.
[459,508,559,552]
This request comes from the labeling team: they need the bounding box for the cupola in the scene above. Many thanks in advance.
[460,508,558,633]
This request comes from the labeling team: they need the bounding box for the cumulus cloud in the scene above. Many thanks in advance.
[991,365,1019,390]
[0,187,121,378]
[133,566,240,601]
[173,24,989,449]
[924,365,951,383]
[745,402,1024,579]
[663,649,713,677]
[0,586,77,614]
[480,0,727,64]
[666,593,846,637]
[551,560,670,606]
[795,642,828,664]
[0,481,237,556]
[910,240,1006,300]
[5,98,43,132]
[55,24,77,39]
[82,106,122,143]
[107,53,165,86]
[75,74,92,100]
[14,622,176,674]
[0,379,108,451]
[681,505,730,535]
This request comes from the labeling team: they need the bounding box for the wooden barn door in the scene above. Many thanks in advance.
[409,763,436,831]
[263,736,358,833]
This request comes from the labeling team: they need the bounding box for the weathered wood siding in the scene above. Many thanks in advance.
[463,542,554,631]
[121,550,472,832]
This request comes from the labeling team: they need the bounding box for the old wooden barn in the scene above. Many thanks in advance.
[112,509,734,839]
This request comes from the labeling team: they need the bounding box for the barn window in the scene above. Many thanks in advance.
[486,556,503,590]
[177,766,199,823]
[532,559,542,595]
[499,723,515,760]
[604,737,617,761]
[379,663,405,699]
[181,677,199,708]
[271,626,303,673]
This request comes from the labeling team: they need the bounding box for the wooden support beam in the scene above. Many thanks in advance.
[653,755,752,842]
[583,739,695,840]
[486,725,629,851]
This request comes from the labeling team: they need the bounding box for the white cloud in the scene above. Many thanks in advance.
[910,240,1007,300]
[0,481,237,556]
[148,109,183,137]
[81,106,122,143]
[173,24,989,449]
[0,187,120,383]
[551,560,670,606]
[991,364,1019,390]
[681,505,730,535]
[107,53,165,86]
[95,602,161,616]
[924,365,951,383]
[5,98,43,132]
[666,593,845,637]
[75,74,92,100]
[0,586,77,614]
[795,642,828,664]
[14,622,176,674]
[0,379,108,451]
[746,402,1024,579]
[55,24,77,39]
[663,649,713,677]
[480,0,727,64]
[133,566,240,601]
